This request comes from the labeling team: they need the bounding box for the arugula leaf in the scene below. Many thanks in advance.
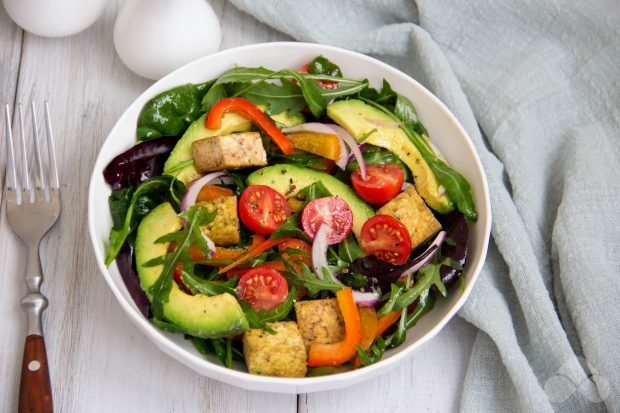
[181,272,237,296]
[239,288,296,330]
[394,95,428,136]
[283,263,344,296]
[299,181,332,202]
[337,234,364,263]
[202,66,367,119]
[270,213,307,240]
[105,176,185,265]
[191,337,243,368]
[148,205,217,320]
[359,79,397,107]
[239,78,307,116]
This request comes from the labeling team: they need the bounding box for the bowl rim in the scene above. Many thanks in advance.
[88,41,491,393]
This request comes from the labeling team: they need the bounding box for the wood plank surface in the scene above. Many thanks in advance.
[0,1,476,412]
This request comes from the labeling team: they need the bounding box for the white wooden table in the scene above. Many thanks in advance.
[0,1,477,411]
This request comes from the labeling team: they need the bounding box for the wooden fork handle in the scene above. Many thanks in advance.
[19,334,53,413]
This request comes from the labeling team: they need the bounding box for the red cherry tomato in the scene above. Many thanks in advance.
[360,215,411,264]
[301,196,353,244]
[351,164,404,206]
[278,239,312,266]
[239,185,292,235]
[237,267,289,311]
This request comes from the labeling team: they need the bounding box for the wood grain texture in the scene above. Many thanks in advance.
[19,335,53,413]
[0,1,477,412]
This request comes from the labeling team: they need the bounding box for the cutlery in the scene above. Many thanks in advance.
[4,102,60,413]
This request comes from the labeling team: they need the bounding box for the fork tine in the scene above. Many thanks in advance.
[18,104,31,199]
[43,102,59,190]
[4,104,18,192]
[31,101,47,195]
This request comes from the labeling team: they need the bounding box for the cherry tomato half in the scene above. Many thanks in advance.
[351,164,404,206]
[237,267,289,311]
[301,196,353,244]
[360,215,411,264]
[239,185,291,235]
[278,239,312,267]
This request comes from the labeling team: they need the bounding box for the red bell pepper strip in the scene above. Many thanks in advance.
[307,288,362,367]
[205,97,294,155]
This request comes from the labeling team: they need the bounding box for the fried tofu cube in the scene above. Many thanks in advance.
[242,321,307,377]
[199,195,240,246]
[294,298,345,351]
[377,186,442,250]
[192,132,267,173]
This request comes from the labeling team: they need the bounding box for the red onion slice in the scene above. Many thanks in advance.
[312,223,331,279]
[180,171,231,211]
[282,122,337,135]
[404,230,447,275]
[329,125,367,180]
[353,290,382,307]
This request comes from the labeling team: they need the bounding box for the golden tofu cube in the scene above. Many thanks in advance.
[192,132,267,173]
[377,186,442,249]
[242,321,307,377]
[294,298,345,351]
[199,196,240,246]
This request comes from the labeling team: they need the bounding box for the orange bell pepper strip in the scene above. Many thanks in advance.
[189,235,265,264]
[218,237,293,274]
[375,310,401,338]
[206,97,294,155]
[308,288,362,367]
[196,184,234,203]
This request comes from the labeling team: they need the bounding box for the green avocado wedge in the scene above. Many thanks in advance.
[247,164,374,238]
[135,202,248,338]
[327,99,454,214]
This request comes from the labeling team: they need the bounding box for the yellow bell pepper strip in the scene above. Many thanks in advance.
[308,288,361,367]
[206,97,294,154]
[218,237,293,274]
[358,306,378,350]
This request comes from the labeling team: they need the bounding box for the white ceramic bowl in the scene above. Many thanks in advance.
[88,42,491,394]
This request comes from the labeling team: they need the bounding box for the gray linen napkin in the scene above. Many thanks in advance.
[228,0,620,411]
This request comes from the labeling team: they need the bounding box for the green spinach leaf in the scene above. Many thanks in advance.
[105,176,185,265]
[137,81,213,141]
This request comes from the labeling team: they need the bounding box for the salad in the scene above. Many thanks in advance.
[103,55,476,378]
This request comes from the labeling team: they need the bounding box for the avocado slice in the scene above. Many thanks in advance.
[135,202,248,338]
[327,99,453,214]
[247,164,374,238]
[163,113,252,183]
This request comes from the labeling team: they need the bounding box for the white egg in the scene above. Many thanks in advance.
[113,0,222,80]
[3,0,107,37]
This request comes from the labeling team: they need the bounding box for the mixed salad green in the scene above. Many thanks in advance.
[103,55,475,377]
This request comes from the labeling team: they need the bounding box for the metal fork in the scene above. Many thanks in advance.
[4,102,60,413]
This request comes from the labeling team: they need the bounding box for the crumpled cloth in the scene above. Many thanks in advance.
[228,0,620,411]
